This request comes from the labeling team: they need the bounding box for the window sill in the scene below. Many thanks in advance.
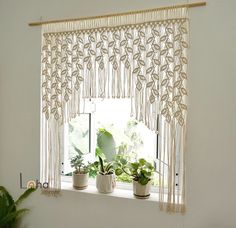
[61,181,159,202]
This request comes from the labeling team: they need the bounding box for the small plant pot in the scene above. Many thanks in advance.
[133,180,151,199]
[96,173,116,193]
[73,172,89,190]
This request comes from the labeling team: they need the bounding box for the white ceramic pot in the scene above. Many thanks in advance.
[96,173,116,193]
[73,172,89,190]
[133,180,151,199]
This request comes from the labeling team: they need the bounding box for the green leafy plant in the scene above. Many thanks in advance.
[113,154,132,183]
[87,161,99,178]
[0,186,36,228]
[97,128,116,161]
[115,158,155,185]
[70,145,93,175]
[70,146,89,174]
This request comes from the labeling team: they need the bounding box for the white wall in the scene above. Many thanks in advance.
[0,0,236,227]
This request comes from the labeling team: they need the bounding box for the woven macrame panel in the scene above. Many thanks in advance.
[41,18,188,130]
[40,8,189,213]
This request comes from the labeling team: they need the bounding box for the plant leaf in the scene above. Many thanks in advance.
[0,186,15,208]
[115,168,123,176]
[98,156,105,173]
[15,188,36,206]
[0,209,29,227]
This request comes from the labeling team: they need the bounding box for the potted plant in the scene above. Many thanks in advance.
[0,186,35,227]
[70,150,90,190]
[96,155,116,193]
[115,158,155,199]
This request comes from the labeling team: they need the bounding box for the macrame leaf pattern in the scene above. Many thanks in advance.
[41,19,188,129]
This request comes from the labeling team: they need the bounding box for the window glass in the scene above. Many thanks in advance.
[69,114,91,156]
[95,99,157,162]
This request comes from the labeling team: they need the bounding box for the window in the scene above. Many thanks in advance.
[61,98,159,186]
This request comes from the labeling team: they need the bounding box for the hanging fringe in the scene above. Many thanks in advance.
[158,117,187,213]
[41,189,61,197]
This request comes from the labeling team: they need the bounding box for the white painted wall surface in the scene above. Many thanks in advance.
[0,0,236,227]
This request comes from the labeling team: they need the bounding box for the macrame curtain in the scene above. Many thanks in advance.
[40,7,188,213]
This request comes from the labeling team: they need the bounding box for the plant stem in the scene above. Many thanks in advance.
[122,167,135,178]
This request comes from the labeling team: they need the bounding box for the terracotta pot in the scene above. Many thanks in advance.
[96,173,116,193]
[133,180,151,199]
[73,172,89,190]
